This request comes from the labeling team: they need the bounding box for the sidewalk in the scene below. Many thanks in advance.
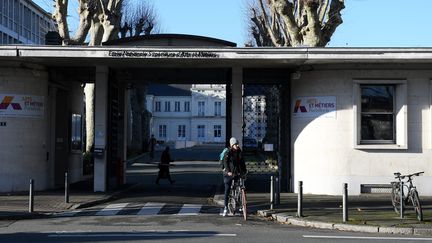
[213,191,432,236]
[0,180,137,220]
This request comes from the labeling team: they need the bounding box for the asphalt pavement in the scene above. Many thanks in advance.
[2,144,432,237]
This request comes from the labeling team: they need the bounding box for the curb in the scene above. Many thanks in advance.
[0,212,51,221]
[257,210,432,237]
[0,183,141,221]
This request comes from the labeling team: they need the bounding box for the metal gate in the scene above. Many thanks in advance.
[108,71,121,189]
[242,84,281,175]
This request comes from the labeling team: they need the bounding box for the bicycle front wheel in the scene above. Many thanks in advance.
[391,183,401,215]
[411,190,423,221]
[228,191,236,216]
[241,188,247,220]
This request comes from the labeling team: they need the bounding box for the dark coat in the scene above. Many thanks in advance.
[158,149,172,178]
[222,148,247,176]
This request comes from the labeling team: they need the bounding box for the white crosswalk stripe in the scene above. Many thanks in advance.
[137,202,165,216]
[176,204,202,215]
[95,203,129,216]
[56,202,226,218]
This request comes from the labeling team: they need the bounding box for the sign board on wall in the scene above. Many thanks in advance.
[0,94,44,118]
[292,96,336,118]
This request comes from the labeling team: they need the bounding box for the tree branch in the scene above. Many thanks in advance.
[270,0,301,46]
[320,0,344,46]
[70,0,93,44]
[318,0,329,23]
[301,0,321,46]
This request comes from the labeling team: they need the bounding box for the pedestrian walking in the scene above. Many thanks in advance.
[155,146,175,185]
[149,134,157,160]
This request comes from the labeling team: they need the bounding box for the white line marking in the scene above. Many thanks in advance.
[303,235,432,241]
[95,203,128,216]
[137,202,165,216]
[177,204,202,215]
[48,233,236,238]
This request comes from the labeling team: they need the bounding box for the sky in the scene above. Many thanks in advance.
[34,0,432,47]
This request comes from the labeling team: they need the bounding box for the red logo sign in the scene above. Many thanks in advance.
[0,96,22,110]
[293,100,307,113]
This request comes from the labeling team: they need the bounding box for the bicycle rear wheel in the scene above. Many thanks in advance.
[411,190,423,221]
[241,188,247,220]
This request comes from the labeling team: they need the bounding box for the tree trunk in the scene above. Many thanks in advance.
[89,17,104,46]
[53,0,70,43]
[249,0,345,47]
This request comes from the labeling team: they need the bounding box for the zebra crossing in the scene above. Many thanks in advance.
[56,202,224,218]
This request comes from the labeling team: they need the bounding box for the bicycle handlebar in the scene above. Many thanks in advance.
[394,171,424,179]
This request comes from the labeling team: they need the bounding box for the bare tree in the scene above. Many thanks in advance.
[120,1,158,37]
[248,0,345,47]
[53,0,124,45]
[52,0,158,155]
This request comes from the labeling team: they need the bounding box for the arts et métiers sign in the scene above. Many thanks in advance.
[293,96,336,118]
[0,94,44,118]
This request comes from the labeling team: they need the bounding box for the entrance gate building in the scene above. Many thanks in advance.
[2,39,432,196]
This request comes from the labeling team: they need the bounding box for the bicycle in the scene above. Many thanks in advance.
[227,176,247,220]
[391,171,424,221]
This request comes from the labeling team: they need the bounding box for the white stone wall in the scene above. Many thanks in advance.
[190,118,226,143]
[152,117,191,142]
[0,67,49,192]
[292,68,432,196]
[149,85,226,143]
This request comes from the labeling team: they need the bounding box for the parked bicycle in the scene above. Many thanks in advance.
[227,176,247,220]
[391,171,424,221]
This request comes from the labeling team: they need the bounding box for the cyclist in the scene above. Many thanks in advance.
[222,137,247,217]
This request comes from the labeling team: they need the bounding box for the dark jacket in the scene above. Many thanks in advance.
[222,148,247,176]
[160,150,172,165]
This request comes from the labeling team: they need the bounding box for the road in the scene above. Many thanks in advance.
[1,147,432,242]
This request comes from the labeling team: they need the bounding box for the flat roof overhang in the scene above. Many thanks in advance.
[3,46,432,69]
[3,46,432,84]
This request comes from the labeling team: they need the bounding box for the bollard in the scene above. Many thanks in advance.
[275,176,280,205]
[270,175,274,210]
[400,181,404,219]
[65,172,69,203]
[29,179,34,213]
[343,183,348,222]
[297,181,303,217]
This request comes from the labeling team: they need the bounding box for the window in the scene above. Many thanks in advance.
[174,101,180,112]
[214,125,222,138]
[71,114,82,151]
[353,80,407,149]
[159,125,167,138]
[164,101,170,112]
[184,101,190,112]
[178,125,186,138]
[155,101,161,112]
[198,125,205,138]
[214,101,221,116]
[198,101,205,116]
[360,85,395,143]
